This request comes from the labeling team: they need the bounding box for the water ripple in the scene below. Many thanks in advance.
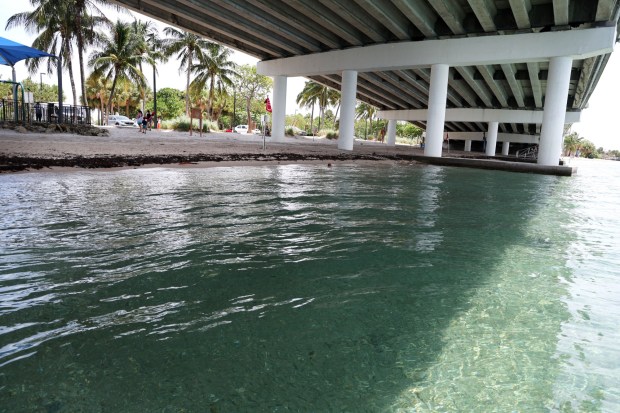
[0,163,619,411]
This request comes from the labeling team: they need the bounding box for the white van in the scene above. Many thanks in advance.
[234,124,249,134]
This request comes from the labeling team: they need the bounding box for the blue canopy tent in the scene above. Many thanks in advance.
[0,36,63,123]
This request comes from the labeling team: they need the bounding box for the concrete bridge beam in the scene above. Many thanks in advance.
[425,64,450,157]
[538,56,573,166]
[386,120,397,146]
[486,121,499,156]
[271,75,287,143]
[338,70,357,151]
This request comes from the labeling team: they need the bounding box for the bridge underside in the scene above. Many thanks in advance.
[111,0,620,162]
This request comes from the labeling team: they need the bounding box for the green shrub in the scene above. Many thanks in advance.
[285,127,295,136]
[160,115,216,132]
[396,135,421,146]
[323,129,338,140]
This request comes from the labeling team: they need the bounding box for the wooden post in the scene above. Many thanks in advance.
[190,107,203,137]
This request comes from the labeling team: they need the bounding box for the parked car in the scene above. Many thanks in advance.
[234,124,249,134]
[224,128,233,133]
[252,128,262,134]
[108,115,135,127]
[287,125,307,136]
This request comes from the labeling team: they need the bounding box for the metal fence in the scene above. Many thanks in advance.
[0,99,91,125]
[516,145,538,160]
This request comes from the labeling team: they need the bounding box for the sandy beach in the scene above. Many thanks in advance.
[0,125,434,173]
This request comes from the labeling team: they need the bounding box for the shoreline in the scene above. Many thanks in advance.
[0,126,428,173]
[0,125,577,176]
[0,155,403,174]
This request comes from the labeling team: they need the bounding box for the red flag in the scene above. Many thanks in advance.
[264,97,272,113]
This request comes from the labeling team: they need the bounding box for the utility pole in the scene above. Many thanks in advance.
[153,66,157,128]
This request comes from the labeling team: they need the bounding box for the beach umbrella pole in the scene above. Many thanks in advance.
[12,67,18,122]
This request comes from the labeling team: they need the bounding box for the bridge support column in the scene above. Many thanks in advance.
[386,119,396,146]
[502,141,510,156]
[338,70,357,151]
[464,140,472,152]
[486,121,498,156]
[538,56,573,165]
[424,64,449,157]
[271,75,287,143]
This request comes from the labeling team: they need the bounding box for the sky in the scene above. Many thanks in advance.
[1,1,619,150]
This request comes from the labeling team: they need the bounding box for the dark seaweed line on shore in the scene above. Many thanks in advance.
[0,153,419,172]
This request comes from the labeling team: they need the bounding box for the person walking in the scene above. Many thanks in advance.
[145,110,152,131]
[136,110,143,133]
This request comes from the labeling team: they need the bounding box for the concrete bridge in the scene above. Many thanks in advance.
[111,0,620,166]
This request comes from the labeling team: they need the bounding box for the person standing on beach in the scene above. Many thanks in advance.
[34,102,42,122]
[136,110,143,133]
[141,112,148,133]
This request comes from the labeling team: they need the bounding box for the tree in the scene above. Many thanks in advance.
[286,113,306,129]
[113,77,142,117]
[218,84,239,129]
[162,27,211,116]
[89,20,148,118]
[85,71,110,124]
[236,65,272,128]
[131,19,165,112]
[21,78,62,103]
[144,25,167,123]
[6,0,110,108]
[327,88,341,124]
[563,132,583,156]
[149,87,184,120]
[296,81,338,132]
[579,139,599,158]
[397,122,423,144]
[71,0,111,107]
[607,149,620,159]
[356,102,376,139]
[0,81,12,100]
[6,0,78,104]
[190,43,237,121]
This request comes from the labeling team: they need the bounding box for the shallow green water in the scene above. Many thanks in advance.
[1,160,618,412]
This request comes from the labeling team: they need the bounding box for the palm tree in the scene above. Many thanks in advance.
[131,20,159,111]
[6,0,78,104]
[162,27,211,115]
[563,131,583,156]
[356,102,377,140]
[296,81,336,132]
[113,78,141,116]
[190,43,237,120]
[578,139,597,158]
[144,24,167,119]
[85,71,110,124]
[7,0,109,108]
[89,20,149,118]
[326,88,341,126]
[71,0,111,108]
